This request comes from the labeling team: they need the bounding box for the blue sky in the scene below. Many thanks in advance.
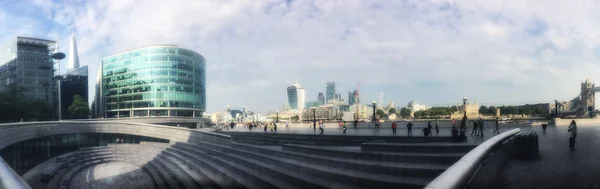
[2,0,600,113]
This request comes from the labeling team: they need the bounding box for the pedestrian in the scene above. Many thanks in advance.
[286,122,290,130]
[435,119,439,133]
[392,121,397,135]
[452,119,456,127]
[451,125,459,141]
[343,121,347,134]
[274,122,277,133]
[313,120,317,131]
[406,121,413,136]
[264,123,268,133]
[568,120,578,149]
[423,126,431,136]
[428,121,432,132]
[116,137,120,143]
[471,120,479,136]
[478,118,484,137]
[493,117,500,134]
[354,119,358,128]
[319,120,324,135]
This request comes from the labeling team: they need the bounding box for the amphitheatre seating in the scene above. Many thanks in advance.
[37,130,479,189]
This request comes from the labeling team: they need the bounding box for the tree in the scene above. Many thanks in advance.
[488,106,497,115]
[376,109,387,119]
[400,108,411,117]
[479,106,488,115]
[388,108,397,114]
[291,115,300,122]
[68,95,90,119]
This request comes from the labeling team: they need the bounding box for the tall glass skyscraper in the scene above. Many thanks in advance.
[60,34,89,119]
[97,45,206,118]
[286,83,305,111]
[326,82,335,103]
[0,37,56,104]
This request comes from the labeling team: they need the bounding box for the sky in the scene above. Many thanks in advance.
[2,0,600,113]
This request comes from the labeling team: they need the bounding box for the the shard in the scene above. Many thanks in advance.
[67,33,79,70]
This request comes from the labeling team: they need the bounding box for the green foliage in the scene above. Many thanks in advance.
[479,106,488,114]
[68,95,90,119]
[413,106,457,118]
[388,108,397,114]
[376,109,387,119]
[399,107,411,117]
[291,115,300,122]
[0,85,52,122]
[488,106,497,115]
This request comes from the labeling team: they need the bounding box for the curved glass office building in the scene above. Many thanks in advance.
[100,45,205,118]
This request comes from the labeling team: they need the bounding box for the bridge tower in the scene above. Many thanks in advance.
[579,77,595,116]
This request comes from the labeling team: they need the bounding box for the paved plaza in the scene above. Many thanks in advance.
[494,125,600,189]
[220,121,537,144]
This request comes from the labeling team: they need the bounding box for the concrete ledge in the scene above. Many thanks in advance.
[361,143,476,153]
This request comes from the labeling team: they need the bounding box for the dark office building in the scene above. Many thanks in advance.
[318,92,325,104]
[60,66,88,119]
[0,37,56,104]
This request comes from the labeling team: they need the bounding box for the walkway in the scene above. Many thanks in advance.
[494,125,600,189]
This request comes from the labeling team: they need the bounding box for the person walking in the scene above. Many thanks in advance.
[264,123,268,133]
[435,119,440,133]
[342,121,347,134]
[493,117,500,134]
[274,122,278,133]
[406,121,413,136]
[286,122,290,130]
[452,119,456,127]
[354,119,358,128]
[392,121,397,135]
[478,118,484,137]
[568,120,578,149]
[313,120,317,131]
[471,120,479,136]
[319,120,324,135]
[427,121,432,133]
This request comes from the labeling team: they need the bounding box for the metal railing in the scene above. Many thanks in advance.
[424,128,521,189]
[0,157,30,189]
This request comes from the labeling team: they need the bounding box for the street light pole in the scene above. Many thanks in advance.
[276,111,279,123]
[372,101,377,123]
[555,99,559,117]
[462,97,468,119]
[51,49,66,121]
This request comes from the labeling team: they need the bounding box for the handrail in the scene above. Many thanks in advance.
[424,128,521,189]
[0,157,31,189]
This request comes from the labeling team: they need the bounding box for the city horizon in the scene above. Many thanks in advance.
[2,1,600,113]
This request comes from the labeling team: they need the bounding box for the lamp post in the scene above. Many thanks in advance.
[462,97,468,117]
[372,101,377,122]
[555,99,559,117]
[51,52,66,121]
[276,111,279,123]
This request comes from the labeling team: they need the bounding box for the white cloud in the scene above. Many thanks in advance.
[3,0,600,112]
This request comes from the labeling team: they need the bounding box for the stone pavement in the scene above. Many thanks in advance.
[493,125,600,189]
[218,123,535,145]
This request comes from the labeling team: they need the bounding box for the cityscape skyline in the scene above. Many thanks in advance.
[3,0,600,113]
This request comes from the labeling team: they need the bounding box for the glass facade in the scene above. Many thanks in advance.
[0,37,56,104]
[287,86,299,110]
[101,45,206,118]
[61,66,89,119]
[326,82,336,103]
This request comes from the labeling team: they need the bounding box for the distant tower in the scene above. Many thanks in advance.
[286,78,305,111]
[580,77,595,114]
[67,33,80,71]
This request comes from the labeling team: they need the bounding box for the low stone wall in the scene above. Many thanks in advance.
[553,118,600,126]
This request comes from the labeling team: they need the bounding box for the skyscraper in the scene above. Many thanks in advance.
[60,34,88,119]
[286,82,305,111]
[326,82,335,103]
[318,92,325,104]
[0,36,56,104]
[348,90,358,105]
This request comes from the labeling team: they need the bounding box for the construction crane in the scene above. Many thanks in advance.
[356,81,360,120]
[379,92,384,108]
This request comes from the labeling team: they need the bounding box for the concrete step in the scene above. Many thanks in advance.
[232,142,449,178]
[224,142,429,189]
[156,153,199,189]
[282,144,463,164]
[361,142,477,153]
[172,143,292,189]
[226,132,456,143]
[178,142,342,189]
[160,149,224,189]
[164,147,245,189]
